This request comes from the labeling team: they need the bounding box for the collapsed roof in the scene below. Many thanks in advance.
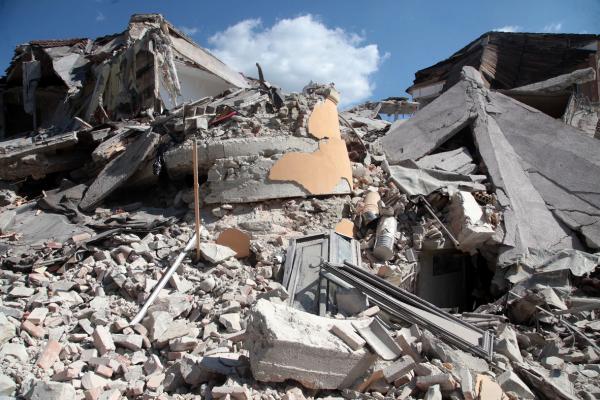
[0,14,249,137]
[380,66,600,267]
[407,31,600,103]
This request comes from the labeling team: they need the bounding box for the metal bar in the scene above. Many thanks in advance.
[343,261,481,332]
[418,195,460,248]
[323,266,489,358]
[338,114,368,153]
[508,291,600,352]
[129,233,197,326]
[322,262,494,359]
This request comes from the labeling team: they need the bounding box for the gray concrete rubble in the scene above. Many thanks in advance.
[380,65,599,264]
[0,20,599,400]
[246,299,375,389]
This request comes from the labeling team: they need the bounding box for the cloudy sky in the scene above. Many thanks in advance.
[0,0,598,106]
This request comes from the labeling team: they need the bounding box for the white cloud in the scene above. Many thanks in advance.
[493,25,522,33]
[543,22,563,33]
[180,26,199,36]
[95,11,105,22]
[208,15,387,105]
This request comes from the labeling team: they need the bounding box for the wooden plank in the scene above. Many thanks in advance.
[192,138,201,260]
[80,129,159,211]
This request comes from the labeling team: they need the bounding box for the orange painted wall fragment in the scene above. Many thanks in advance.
[216,228,251,258]
[335,218,356,238]
[269,138,352,194]
[307,98,341,139]
[269,94,353,194]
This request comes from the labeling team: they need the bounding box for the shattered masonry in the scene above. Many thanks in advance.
[0,15,600,400]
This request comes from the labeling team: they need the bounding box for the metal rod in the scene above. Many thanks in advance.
[338,114,368,153]
[554,304,600,315]
[129,233,197,326]
[418,195,460,248]
[192,138,201,260]
[322,262,493,359]
[508,290,600,352]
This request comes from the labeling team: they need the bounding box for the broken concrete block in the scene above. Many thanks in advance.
[53,367,80,382]
[282,387,307,400]
[92,326,116,355]
[424,384,442,400]
[199,276,217,293]
[145,372,165,391]
[36,339,62,369]
[27,307,49,325]
[98,389,121,400]
[9,286,34,297]
[0,313,16,346]
[382,355,416,383]
[497,370,534,399]
[0,342,28,363]
[169,336,198,352]
[449,191,495,253]
[395,331,421,362]
[458,366,475,400]
[211,384,251,400]
[112,334,143,351]
[246,299,375,389]
[496,324,523,363]
[542,355,564,370]
[21,320,45,338]
[156,320,191,343]
[0,210,16,234]
[0,374,16,397]
[329,324,365,351]
[352,318,402,361]
[421,331,488,372]
[143,354,164,375]
[79,130,160,211]
[415,374,459,392]
[199,242,237,263]
[219,313,242,333]
[95,364,113,378]
[142,311,173,341]
[23,380,76,400]
[81,372,108,390]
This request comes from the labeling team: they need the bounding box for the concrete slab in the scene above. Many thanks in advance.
[246,299,375,390]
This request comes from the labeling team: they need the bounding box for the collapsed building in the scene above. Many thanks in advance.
[0,15,599,400]
[407,31,600,137]
[0,13,249,138]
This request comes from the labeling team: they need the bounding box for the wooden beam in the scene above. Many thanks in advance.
[192,137,201,260]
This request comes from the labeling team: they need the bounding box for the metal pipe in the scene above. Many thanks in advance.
[129,233,197,326]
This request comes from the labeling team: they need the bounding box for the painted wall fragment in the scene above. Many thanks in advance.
[269,91,353,194]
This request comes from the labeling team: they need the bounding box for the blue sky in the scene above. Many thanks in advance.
[0,0,598,105]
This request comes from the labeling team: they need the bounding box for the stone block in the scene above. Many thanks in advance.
[246,299,375,389]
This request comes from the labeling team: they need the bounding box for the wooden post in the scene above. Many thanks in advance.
[192,138,201,260]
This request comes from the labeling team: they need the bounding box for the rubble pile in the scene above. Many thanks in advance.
[0,15,599,400]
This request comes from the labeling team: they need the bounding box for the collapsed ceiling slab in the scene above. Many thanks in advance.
[379,66,599,264]
[376,80,477,162]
